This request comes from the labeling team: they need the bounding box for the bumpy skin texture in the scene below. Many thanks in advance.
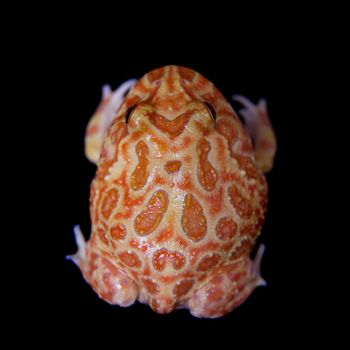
[70,66,277,318]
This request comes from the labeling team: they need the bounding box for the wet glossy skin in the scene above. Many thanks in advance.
[71,65,276,318]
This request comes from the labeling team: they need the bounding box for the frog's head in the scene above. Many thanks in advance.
[87,66,242,173]
[118,66,220,139]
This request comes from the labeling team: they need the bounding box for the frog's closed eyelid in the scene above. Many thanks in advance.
[203,102,216,120]
[125,105,137,123]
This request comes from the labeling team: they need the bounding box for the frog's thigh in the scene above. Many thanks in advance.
[68,226,138,307]
[188,245,266,318]
[233,95,277,173]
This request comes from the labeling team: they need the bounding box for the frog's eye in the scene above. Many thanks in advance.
[125,105,137,123]
[204,102,216,120]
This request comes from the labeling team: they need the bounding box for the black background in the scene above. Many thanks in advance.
[37,62,317,344]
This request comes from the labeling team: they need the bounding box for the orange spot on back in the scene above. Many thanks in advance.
[240,224,257,240]
[175,236,189,249]
[110,223,127,240]
[228,185,253,219]
[152,248,168,271]
[119,251,142,268]
[154,174,166,185]
[101,188,119,220]
[142,278,160,294]
[207,187,224,215]
[216,119,237,158]
[134,190,168,235]
[130,141,149,190]
[216,217,237,241]
[173,279,194,297]
[169,251,186,270]
[182,193,207,242]
[234,155,257,179]
[151,135,169,154]
[189,241,220,264]
[197,138,218,191]
[155,227,173,243]
[164,161,182,174]
[97,227,109,245]
[176,174,193,191]
[152,248,186,271]
[197,254,221,272]
[229,239,252,261]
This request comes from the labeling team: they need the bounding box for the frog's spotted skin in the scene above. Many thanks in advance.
[68,65,276,318]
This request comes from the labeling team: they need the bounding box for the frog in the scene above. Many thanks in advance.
[68,65,277,318]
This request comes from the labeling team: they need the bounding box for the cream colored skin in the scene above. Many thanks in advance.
[68,66,276,318]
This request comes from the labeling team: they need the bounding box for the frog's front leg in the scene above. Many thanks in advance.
[188,245,266,318]
[67,226,138,307]
[233,95,277,173]
[85,80,136,164]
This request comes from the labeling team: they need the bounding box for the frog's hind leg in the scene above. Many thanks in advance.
[188,245,266,318]
[233,95,277,173]
[67,226,138,307]
[85,79,136,164]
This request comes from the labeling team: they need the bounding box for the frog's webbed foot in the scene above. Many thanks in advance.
[188,244,266,318]
[85,79,137,164]
[67,225,138,307]
[233,95,277,173]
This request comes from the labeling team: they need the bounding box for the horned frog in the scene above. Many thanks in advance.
[68,65,276,318]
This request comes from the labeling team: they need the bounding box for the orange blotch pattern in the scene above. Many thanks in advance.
[240,224,256,239]
[97,227,109,245]
[197,138,218,191]
[228,185,253,219]
[101,188,119,220]
[197,254,221,272]
[216,217,237,241]
[119,251,142,268]
[148,111,191,137]
[173,279,194,297]
[152,249,186,271]
[142,278,160,294]
[110,223,127,240]
[152,248,168,271]
[234,155,257,179]
[229,239,252,261]
[216,119,237,157]
[164,160,182,174]
[130,141,149,191]
[155,227,173,243]
[182,194,207,242]
[134,190,168,235]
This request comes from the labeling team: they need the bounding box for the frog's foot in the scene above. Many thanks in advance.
[85,79,137,164]
[67,226,138,307]
[233,95,277,173]
[188,244,266,318]
[66,225,87,266]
